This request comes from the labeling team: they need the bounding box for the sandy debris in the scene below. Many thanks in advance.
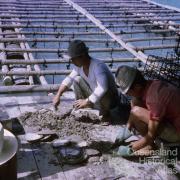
[18,108,100,142]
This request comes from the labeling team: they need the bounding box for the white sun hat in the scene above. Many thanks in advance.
[0,123,4,153]
[115,65,137,94]
[0,124,18,166]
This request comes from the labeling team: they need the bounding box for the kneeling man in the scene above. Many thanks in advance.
[53,40,120,122]
[115,65,180,151]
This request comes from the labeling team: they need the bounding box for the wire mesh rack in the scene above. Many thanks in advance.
[143,35,180,88]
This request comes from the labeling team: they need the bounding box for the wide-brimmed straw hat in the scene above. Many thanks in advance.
[0,123,18,165]
[115,65,137,94]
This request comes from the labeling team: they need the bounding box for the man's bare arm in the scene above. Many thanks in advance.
[53,84,69,109]
[131,120,159,151]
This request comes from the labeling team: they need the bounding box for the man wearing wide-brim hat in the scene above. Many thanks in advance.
[53,40,121,123]
[115,65,180,152]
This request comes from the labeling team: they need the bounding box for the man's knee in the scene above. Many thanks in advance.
[130,106,150,124]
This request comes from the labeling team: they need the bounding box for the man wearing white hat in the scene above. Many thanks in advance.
[53,40,120,122]
[115,65,180,152]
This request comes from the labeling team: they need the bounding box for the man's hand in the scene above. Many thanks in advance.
[52,84,68,110]
[53,95,60,110]
[74,99,91,109]
[130,135,153,151]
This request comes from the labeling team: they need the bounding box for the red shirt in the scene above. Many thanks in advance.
[142,80,180,132]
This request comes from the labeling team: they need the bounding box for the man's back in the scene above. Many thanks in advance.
[143,80,180,132]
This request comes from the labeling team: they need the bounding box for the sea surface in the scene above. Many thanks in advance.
[1,0,179,85]
[153,0,180,8]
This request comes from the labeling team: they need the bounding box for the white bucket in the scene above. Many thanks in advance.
[0,123,4,154]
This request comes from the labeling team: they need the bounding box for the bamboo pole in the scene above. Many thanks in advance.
[0,6,167,12]
[0,9,174,15]
[0,4,71,8]
[0,7,74,11]
[0,5,70,9]
[0,13,179,19]
[0,3,158,8]
[0,47,125,53]
[0,84,61,93]
[1,1,66,5]
[0,31,107,36]
[0,14,84,19]
[1,0,136,3]
[0,70,71,76]
[70,4,157,8]
[0,24,154,29]
[0,23,179,30]
[0,4,167,12]
[0,5,158,10]
[0,58,140,65]
[125,36,178,43]
[0,36,178,43]
[0,0,143,3]
[0,44,177,54]
[0,28,178,37]
[0,19,91,23]
[0,1,141,6]
[0,69,117,76]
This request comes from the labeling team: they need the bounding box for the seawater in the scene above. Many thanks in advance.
[153,0,180,8]
[1,1,179,84]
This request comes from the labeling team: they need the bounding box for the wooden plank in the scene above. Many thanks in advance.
[17,135,41,180]
[32,143,66,180]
